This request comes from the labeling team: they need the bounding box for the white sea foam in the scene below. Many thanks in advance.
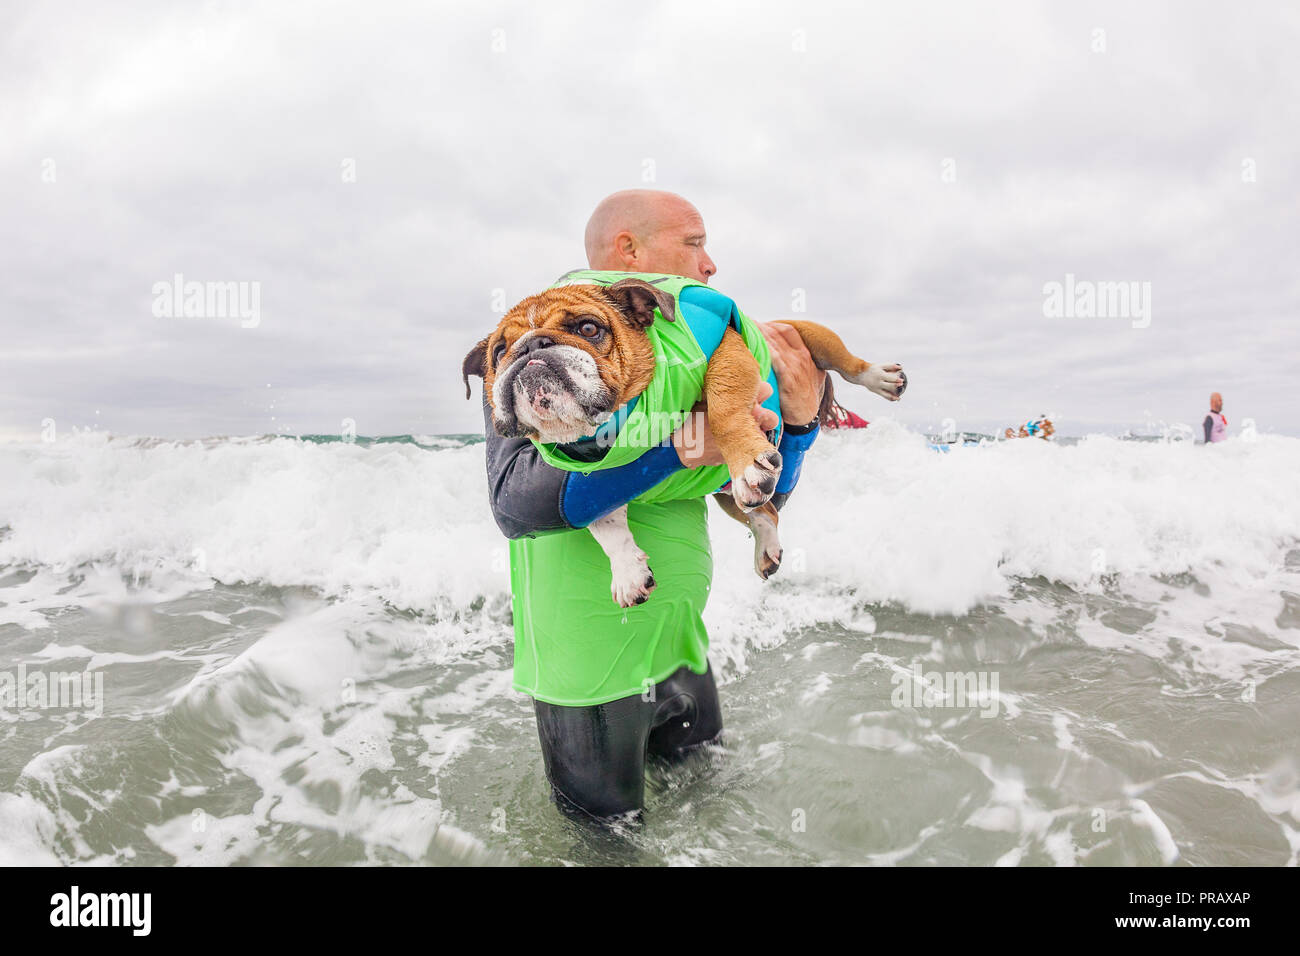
[767,420,1300,613]
[0,432,503,617]
[2,425,1297,632]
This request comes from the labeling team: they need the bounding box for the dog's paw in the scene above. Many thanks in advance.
[610,551,656,608]
[731,448,782,511]
[858,364,906,401]
[750,509,783,579]
[755,542,783,580]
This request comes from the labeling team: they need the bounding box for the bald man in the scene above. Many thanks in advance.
[481,190,827,823]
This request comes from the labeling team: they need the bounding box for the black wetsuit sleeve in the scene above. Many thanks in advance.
[481,394,570,539]
[1203,414,1213,444]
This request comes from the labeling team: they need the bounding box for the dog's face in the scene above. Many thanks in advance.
[462,279,676,443]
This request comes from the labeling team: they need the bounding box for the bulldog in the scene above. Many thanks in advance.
[462,278,906,607]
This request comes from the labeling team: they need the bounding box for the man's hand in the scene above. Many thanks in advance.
[673,382,778,467]
[760,322,826,425]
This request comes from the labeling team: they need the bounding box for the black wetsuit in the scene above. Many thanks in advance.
[481,393,821,821]
[533,663,725,821]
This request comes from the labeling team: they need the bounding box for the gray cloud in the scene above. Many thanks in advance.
[1,0,1296,441]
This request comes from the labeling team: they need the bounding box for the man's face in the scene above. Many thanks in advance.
[636,200,717,283]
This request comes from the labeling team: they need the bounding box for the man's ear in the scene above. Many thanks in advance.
[462,336,490,399]
[604,278,677,329]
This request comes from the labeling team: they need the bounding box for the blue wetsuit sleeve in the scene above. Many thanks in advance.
[771,422,819,510]
[561,441,684,528]
[481,393,686,536]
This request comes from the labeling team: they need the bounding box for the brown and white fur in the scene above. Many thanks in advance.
[463,278,906,607]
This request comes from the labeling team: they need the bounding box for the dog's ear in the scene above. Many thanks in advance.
[462,336,490,399]
[604,279,676,329]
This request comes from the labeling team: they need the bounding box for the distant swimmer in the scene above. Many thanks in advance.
[1203,392,1227,444]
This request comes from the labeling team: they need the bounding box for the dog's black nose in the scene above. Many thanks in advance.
[522,335,555,355]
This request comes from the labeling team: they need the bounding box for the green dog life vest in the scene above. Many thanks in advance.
[509,270,782,706]
[532,269,782,501]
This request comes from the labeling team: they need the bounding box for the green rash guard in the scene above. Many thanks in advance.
[510,270,781,706]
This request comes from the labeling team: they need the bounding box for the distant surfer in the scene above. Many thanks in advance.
[1203,392,1227,444]
[1005,416,1054,440]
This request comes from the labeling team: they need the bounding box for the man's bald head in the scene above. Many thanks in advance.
[583,189,671,262]
[583,189,717,282]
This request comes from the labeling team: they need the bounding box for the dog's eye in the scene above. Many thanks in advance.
[492,343,507,365]
[576,320,602,338]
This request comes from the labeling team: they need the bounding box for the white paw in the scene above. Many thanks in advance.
[860,364,906,401]
[755,540,782,580]
[731,449,782,511]
[610,551,656,607]
[749,509,783,580]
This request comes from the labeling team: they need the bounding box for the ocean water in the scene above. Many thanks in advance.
[1,424,1297,866]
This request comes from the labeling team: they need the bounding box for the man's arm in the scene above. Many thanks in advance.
[771,419,820,511]
[481,394,685,538]
[1203,414,1214,444]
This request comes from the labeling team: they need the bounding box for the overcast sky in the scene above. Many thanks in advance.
[2,0,1297,441]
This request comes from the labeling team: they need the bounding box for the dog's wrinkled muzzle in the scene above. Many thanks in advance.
[493,343,614,443]
[517,362,562,417]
